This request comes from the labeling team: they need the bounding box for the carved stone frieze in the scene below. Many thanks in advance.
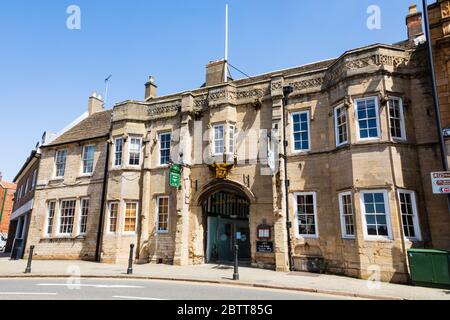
[147,102,181,119]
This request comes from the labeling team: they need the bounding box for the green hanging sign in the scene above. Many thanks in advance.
[169,164,181,188]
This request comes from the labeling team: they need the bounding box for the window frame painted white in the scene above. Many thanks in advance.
[397,189,422,241]
[360,190,393,241]
[44,201,56,237]
[128,137,142,167]
[338,191,356,239]
[293,192,319,239]
[354,97,381,141]
[159,132,172,166]
[388,97,407,141]
[81,144,95,175]
[24,177,29,195]
[123,201,138,234]
[107,202,120,234]
[57,199,77,236]
[31,169,37,190]
[291,110,311,153]
[78,198,90,235]
[213,124,225,156]
[54,149,68,178]
[334,105,349,147]
[113,137,124,168]
[156,196,170,234]
[228,124,235,154]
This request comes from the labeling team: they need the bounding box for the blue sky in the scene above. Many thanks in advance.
[0,0,428,181]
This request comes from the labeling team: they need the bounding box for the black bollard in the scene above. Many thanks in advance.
[127,244,135,275]
[233,244,239,281]
[24,245,35,274]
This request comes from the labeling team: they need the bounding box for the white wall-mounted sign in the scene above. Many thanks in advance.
[431,172,450,194]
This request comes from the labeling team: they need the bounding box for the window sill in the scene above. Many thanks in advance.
[77,174,93,179]
[122,232,138,236]
[291,150,311,156]
[49,178,64,183]
[363,237,393,242]
[355,138,381,143]
[336,143,349,149]
[296,235,319,239]
[41,236,85,241]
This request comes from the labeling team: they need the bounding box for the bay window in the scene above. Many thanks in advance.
[355,97,380,140]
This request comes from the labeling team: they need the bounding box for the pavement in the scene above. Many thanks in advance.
[0,256,449,300]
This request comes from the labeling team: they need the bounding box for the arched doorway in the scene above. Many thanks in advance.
[202,190,251,263]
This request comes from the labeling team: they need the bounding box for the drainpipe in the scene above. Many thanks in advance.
[95,140,111,262]
[422,0,450,213]
[0,188,8,228]
[282,85,294,271]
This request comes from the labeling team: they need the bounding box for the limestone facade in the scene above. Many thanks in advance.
[24,8,450,284]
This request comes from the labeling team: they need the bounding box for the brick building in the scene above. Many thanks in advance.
[0,174,16,237]
[24,3,450,283]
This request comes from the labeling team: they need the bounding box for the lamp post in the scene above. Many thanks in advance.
[282,85,294,271]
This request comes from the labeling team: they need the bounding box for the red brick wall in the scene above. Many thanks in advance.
[0,186,16,234]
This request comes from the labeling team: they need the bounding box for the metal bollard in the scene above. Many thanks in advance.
[127,244,135,275]
[24,245,35,274]
[233,244,239,281]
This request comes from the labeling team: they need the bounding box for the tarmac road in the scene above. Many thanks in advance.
[0,278,355,300]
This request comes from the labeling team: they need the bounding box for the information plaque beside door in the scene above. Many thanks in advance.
[256,241,274,253]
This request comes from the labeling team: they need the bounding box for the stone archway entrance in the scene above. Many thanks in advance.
[202,190,251,263]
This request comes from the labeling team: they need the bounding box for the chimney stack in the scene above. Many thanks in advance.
[145,76,157,100]
[406,4,424,40]
[88,92,104,116]
[206,60,228,87]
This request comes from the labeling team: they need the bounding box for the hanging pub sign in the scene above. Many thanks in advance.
[169,164,181,188]
[256,241,274,253]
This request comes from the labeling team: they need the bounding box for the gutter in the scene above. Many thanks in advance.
[95,138,111,262]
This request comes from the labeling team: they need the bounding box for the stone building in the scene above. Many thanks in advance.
[25,4,450,283]
[428,0,450,166]
[27,94,111,260]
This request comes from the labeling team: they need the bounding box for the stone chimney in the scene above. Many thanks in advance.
[88,92,104,116]
[206,60,227,87]
[145,76,157,100]
[406,4,423,40]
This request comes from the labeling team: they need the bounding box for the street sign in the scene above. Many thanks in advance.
[431,172,450,194]
[169,164,181,188]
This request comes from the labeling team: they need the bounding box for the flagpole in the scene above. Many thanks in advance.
[224,3,229,83]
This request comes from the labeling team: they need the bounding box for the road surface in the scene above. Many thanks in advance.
[0,278,355,300]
